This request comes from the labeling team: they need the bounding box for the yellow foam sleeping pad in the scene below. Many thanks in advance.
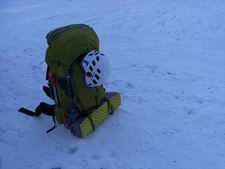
[70,92,121,138]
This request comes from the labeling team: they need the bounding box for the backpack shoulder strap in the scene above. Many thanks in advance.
[18,102,56,133]
[18,102,54,116]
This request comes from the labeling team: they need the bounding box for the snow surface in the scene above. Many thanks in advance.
[0,0,225,169]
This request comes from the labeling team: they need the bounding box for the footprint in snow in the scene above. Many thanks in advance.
[23,48,33,56]
[137,97,148,104]
[55,145,78,155]
[48,15,59,20]
[0,49,6,53]
[166,71,176,76]
[196,98,204,104]
[2,68,9,73]
[108,151,116,158]
[163,128,181,136]
[67,146,78,155]
[90,153,102,160]
[125,82,133,89]
[132,64,137,67]
[184,108,196,116]
[41,162,63,169]
[29,64,39,71]
[145,65,158,73]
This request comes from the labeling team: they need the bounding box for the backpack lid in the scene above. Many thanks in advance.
[45,24,99,66]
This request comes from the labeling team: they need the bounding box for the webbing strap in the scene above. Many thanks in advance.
[43,86,54,100]
[18,102,56,133]
[18,107,41,117]
[46,115,56,133]
[104,97,114,115]
[18,102,53,116]
[87,115,95,131]
[35,102,54,116]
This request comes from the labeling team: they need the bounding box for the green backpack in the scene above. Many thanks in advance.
[19,24,121,138]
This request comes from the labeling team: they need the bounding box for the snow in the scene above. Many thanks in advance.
[0,0,225,169]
